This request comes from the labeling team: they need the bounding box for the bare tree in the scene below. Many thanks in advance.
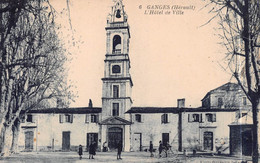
[0,0,74,156]
[204,0,260,162]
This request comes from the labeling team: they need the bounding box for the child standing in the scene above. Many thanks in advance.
[78,145,83,159]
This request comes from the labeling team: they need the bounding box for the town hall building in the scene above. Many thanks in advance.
[17,0,257,157]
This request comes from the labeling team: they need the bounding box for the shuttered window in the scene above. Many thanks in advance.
[206,113,216,122]
[59,114,64,123]
[85,114,89,123]
[59,114,73,123]
[188,114,203,123]
[161,114,168,124]
[91,114,99,123]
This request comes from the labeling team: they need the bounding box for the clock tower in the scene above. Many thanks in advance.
[100,0,132,151]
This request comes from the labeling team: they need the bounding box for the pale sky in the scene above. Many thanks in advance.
[52,0,232,108]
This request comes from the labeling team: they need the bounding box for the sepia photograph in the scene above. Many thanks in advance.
[0,0,259,162]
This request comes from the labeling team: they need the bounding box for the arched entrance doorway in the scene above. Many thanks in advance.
[108,127,123,150]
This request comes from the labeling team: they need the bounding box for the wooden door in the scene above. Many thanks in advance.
[108,127,122,150]
[203,132,213,151]
[87,133,98,151]
[242,130,252,156]
[62,131,70,151]
[162,133,169,147]
[25,131,34,151]
[133,133,142,151]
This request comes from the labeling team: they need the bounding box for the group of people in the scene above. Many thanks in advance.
[78,140,171,159]
[78,141,96,160]
[78,141,123,160]
[149,141,172,158]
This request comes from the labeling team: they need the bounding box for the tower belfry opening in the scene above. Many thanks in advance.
[113,35,121,54]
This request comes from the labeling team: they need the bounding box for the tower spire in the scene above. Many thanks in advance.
[107,0,128,23]
[100,0,132,152]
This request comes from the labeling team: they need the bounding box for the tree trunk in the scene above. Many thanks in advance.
[0,126,6,153]
[11,119,21,154]
[252,99,259,163]
[1,125,13,157]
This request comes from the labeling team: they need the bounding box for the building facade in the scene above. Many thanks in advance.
[19,107,101,152]
[17,0,256,157]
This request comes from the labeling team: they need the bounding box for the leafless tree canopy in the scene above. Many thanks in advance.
[203,0,259,162]
[0,0,74,156]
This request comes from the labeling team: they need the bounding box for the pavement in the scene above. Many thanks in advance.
[0,151,255,163]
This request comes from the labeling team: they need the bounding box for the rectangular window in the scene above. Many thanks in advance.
[113,85,119,98]
[206,113,216,122]
[193,114,200,122]
[26,114,33,123]
[112,103,119,116]
[60,114,73,123]
[135,114,142,122]
[188,114,202,122]
[218,97,223,108]
[91,114,99,123]
[161,114,168,124]
[243,97,247,105]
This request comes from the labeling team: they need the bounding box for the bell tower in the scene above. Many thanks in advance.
[101,0,132,120]
[100,0,132,151]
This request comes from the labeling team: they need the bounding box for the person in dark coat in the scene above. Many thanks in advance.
[158,141,163,158]
[117,141,122,160]
[78,144,83,159]
[149,141,154,157]
[89,141,96,159]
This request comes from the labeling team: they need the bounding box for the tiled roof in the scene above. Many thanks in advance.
[126,107,180,113]
[201,82,241,101]
[28,107,102,114]
[126,107,238,114]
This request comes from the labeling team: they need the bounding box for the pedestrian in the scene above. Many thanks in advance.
[103,141,108,152]
[158,141,163,158]
[117,140,122,160]
[89,141,96,159]
[78,144,83,159]
[165,141,171,157]
[149,141,154,157]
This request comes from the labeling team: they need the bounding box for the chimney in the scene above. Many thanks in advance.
[88,99,93,108]
[57,98,62,108]
[177,99,185,108]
